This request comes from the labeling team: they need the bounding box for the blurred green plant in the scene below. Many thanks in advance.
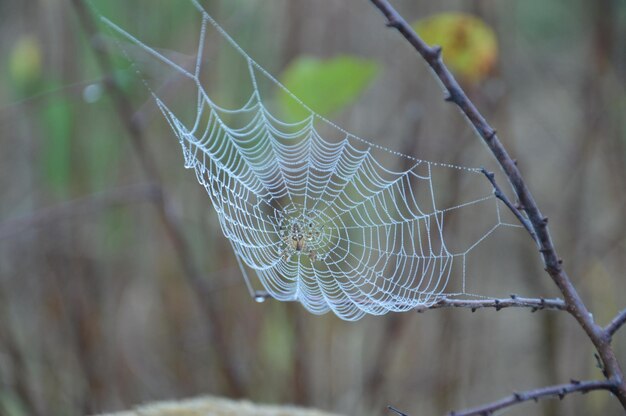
[278,56,379,120]
[0,392,28,416]
[412,13,497,85]
[40,96,74,196]
[8,35,43,97]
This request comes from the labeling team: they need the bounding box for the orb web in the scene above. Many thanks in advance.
[100,0,517,321]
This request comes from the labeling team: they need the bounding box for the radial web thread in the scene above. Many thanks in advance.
[102,0,519,321]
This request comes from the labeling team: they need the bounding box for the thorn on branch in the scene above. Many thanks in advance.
[385,19,400,28]
[594,353,609,378]
[429,45,443,59]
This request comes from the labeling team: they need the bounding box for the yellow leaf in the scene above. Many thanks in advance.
[413,13,498,84]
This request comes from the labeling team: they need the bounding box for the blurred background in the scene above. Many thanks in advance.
[1,0,625,415]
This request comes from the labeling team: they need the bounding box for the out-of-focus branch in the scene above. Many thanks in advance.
[369,0,626,408]
[448,380,615,416]
[70,0,246,396]
[0,184,160,240]
[415,296,566,313]
[607,309,626,338]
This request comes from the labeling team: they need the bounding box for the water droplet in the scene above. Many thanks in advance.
[83,83,103,103]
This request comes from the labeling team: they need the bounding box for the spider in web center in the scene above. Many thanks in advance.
[278,209,327,262]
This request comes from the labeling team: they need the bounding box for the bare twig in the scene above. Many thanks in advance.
[448,379,615,416]
[607,308,626,338]
[415,296,566,313]
[480,168,537,244]
[71,0,246,396]
[369,0,626,408]
[0,184,160,240]
[388,405,409,416]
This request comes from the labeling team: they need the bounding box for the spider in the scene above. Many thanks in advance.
[279,218,323,261]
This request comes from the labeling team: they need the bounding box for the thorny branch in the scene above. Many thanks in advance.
[448,380,616,416]
[71,0,246,396]
[414,296,566,313]
[369,0,626,411]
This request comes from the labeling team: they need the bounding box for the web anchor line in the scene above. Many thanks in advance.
[101,1,518,321]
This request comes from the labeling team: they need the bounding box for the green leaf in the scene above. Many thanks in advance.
[278,55,379,120]
[40,95,73,195]
[412,13,498,84]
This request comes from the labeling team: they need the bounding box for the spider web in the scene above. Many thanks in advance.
[101,0,518,321]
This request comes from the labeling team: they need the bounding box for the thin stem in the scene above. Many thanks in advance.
[369,0,626,408]
[415,296,566,313]
[480,168,537,244]
[388,405,410,416]
[448,380,615,416]
[607,308,626,338]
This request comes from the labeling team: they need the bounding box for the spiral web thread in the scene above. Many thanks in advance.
[102,0,518,321]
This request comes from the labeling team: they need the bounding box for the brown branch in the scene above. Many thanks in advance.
[480,168,537,244]
[607,308,626,338]
[369,0,626,408]
[71,0,246,396]
[0,184,160,240]
[448,380,615,416]
[415,296,566,313]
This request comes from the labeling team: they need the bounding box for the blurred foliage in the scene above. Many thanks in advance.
[412,13,497,84]
[0,1,625,415]
[8,35,43,96]
[278,56,379,120]
[514,0,585,47]
[0,392,28,416]
[40,96,74,196]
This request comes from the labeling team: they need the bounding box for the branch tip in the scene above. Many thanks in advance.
[606,308,626,337]
[387,405,409,416]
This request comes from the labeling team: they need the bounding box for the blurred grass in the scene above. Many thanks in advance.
[0,1,625,416]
